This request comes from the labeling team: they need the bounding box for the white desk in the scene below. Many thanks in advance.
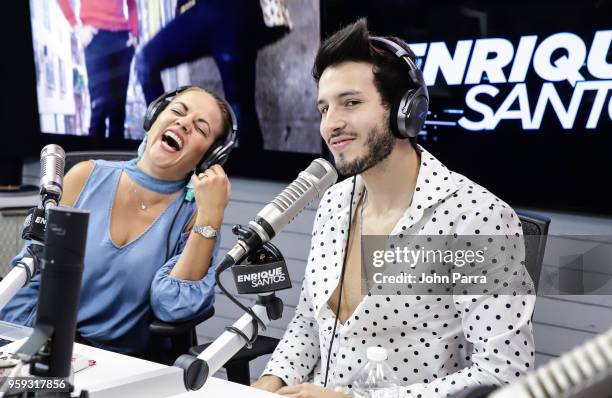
[2,339,280,398]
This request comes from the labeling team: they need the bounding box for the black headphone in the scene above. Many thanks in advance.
[143,85,237,173]
[370,36,429,139]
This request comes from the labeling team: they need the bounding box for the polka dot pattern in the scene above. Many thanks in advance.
[263,145,535,397]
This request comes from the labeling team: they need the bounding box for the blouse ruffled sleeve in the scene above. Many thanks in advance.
[150,230,221,322]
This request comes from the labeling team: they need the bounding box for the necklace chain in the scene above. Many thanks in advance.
[129,180,148,211]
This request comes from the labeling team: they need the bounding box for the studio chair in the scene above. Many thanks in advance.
[64,150,138,172]
[189,334,280,385]
[0,191,39,279]
[149,306,215,365]
[65,150,214,365]
[516,209,551,292]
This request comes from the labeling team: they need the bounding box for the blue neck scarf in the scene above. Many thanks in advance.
[124,159,189,195]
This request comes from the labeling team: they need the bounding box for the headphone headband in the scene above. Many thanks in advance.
[142,85,237,172]
[369,36,429,139]
[370,37,418,70]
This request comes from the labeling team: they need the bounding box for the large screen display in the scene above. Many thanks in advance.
[28,0,322,154]
[322,0,612,215]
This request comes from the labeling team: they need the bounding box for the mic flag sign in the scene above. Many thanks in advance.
[231,260,292,294]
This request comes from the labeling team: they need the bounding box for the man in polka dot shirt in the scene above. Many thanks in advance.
[252,19,535,398]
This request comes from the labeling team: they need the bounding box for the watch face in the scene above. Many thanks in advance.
[196,225,217,238]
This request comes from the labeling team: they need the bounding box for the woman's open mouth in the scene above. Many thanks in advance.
[161,130,184,153]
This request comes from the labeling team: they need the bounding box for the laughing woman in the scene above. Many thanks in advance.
[0,86,234,357]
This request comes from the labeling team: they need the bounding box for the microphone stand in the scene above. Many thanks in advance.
[0,194,58,310]
[0,144,66,311]
[0,206,90,398]
[174,292,282,390]
[173,226,288,390]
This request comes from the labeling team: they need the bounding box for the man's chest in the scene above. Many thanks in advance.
[323,206,413,322]
[308,208,460,316]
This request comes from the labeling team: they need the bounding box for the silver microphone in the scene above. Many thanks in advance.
[489,327,612,398]
[226,158,338,263]
[39,144,65,208]
[0,145,66,310]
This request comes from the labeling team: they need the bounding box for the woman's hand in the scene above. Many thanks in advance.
[126,32,139,48]
[190,164,231,228]
[74,24,98,48]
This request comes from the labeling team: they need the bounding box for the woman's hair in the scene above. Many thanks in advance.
[176,86,233,140]
[312,18,417,111]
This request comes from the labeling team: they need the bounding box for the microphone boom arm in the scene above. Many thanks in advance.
[174,241,288,391]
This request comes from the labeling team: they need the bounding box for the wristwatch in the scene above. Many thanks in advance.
[193,225,218,239]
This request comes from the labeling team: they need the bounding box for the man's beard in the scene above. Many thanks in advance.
[334,124,395,177]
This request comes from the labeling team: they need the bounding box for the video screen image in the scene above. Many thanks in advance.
[28,0,322,154]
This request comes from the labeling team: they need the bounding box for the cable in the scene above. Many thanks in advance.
[324,176,358,388]
[165,191,187,262]
[215,267,264,347]
[13,245,41,285]
[215,241,287,347]
[215,266,266,330]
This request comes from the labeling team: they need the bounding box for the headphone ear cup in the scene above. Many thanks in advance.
[196,140,224,174]
[143,99,170,131]
[196,126,237,173]
[406,87,429,138]
[395,88,429,139]
[391,89,415,138]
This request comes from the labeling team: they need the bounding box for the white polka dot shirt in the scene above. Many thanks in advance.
[263,145,536,397]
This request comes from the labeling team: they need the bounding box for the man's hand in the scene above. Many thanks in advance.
[251,375,285,393]
[276,383,350,398]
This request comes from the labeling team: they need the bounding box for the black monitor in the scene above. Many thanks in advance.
[2,1,327,186]
[321,0,612,215]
